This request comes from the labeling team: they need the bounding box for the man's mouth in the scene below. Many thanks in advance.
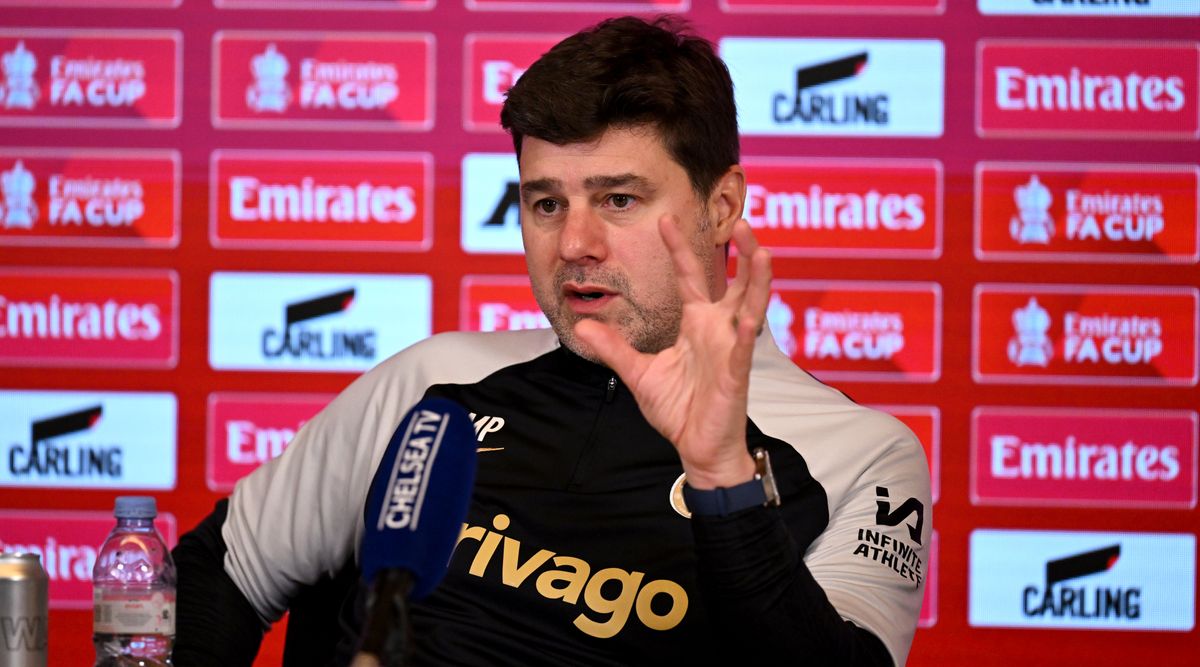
[564,283,614,298]
[563,284,617,310]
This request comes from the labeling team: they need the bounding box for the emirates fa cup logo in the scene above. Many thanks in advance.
[1,160,38,229]
[2,41,39,110]
[246,43,291,113]
[1009,175,1054,245]
[766,292,797,358]
[1007,297,1053,367]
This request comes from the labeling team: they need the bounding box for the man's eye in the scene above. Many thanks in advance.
[535,199,560,214]
[608,194,634,209]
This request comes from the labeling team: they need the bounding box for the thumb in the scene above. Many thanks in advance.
[573,319,646,381]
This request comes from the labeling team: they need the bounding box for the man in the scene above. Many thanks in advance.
[174,16,930,666]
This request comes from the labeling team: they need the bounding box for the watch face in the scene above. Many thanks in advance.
[669,473,692,519]
[754,448,782,507]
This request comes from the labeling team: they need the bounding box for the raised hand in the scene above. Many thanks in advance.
[574,215,772,489]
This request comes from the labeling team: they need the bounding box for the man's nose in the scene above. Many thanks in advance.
[558,206,608,264]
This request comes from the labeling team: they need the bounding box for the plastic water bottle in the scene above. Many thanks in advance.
[92,497,175,666]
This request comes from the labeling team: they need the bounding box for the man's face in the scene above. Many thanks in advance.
[518,126,719,361]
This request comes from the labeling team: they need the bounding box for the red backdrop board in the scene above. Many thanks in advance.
[0,1,1197,665]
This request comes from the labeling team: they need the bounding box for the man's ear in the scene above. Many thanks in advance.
[708,165,746,245]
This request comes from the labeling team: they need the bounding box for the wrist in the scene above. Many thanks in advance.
[682,452,756,490]
[681,448,780,518]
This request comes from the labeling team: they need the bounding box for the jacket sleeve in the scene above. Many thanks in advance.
[218,359,416,625]
[172,344,432,665]
[692,422,930,667]
[172,499,266,666]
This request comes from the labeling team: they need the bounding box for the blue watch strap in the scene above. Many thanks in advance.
[682,477,768,517]
[680,448,780,518]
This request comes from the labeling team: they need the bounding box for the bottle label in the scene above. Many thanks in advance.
[93,590,176,635]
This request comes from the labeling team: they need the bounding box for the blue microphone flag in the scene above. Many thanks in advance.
[361,397,477,601]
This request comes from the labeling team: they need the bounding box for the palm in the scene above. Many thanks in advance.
[575,217,771,487]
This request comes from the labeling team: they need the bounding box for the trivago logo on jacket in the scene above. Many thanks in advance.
[975,162,1198,263]
[977,40,1200,139]
[213,32,432,130]
[0,149,179,247]
[0,30,179,127]
[0,510,176,609]
[973,284,1198,385]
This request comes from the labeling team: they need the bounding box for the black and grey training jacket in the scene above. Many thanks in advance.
[173,328,931,666]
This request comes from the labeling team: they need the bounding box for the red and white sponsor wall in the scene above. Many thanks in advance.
[1,1,1197,664]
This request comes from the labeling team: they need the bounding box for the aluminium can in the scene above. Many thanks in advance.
[0,552,48,667]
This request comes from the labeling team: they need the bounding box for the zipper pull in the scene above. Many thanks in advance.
[605,376,617,403]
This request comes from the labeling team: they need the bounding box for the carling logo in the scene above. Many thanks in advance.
[721,0,942,13]
[767,280,940,382]
[973,284,1198,385]
[213,32,433,130]
[207,392,332,492]
[461,153,523,254]
[210,150,431,251]
[0,30,179,127]
[0,510,177,609]
[0,148,179,248]
[209,271,431,372]
[743,157,941,258]
[0,390,176,490]
[460,275,549,332]
[0,268,177,368]
[720,37,944,137]
[464,34,562,131]
[978,0,1200,16]
[975,162,1198,264]
[972,407,1197,509]
[874,405,940,504]
[970,529,1195,630]
[977,40,1200,139]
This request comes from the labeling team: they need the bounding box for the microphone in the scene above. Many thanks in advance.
[352,397,477,667]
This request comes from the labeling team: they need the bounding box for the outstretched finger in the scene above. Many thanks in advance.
[732,221,772,328]
[724,219,761,306]
[738,247,772,330]
[658,215,710,305]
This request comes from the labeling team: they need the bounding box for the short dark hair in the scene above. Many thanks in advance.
[500,15,739,199]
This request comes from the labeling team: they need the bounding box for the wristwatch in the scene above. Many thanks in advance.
[681,447,781,517]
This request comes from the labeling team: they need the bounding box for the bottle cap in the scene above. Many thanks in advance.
[114,496,158,519]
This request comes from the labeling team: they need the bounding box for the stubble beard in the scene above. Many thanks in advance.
[533,227,716,364]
